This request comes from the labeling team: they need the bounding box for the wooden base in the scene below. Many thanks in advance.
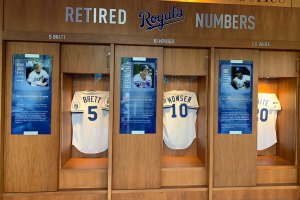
[162,156,206,186]
[112,188,208,200]
[3,190,107,200]
[62,158,108,170]
[256,156,297,185]
[59,158,108,189]
[257,155,292,166]
[213,186,299,200]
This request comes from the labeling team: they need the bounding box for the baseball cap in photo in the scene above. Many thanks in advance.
[142,65,149,70]
[235,67,242,73]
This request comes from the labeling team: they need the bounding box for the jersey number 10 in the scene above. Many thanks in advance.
[171,103,188,118]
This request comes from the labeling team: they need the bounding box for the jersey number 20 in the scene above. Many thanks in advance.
[259,108,268,122]
[88,106,97,121]
[171,103,188,118]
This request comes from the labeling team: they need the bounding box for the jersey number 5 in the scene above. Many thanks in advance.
[88,106,97,121]
[171,103,188,118]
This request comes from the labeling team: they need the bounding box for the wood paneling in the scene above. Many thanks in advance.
[3,1,300,42]
[198,77,207,164]
[164,48,208,76]
[292,0,300,7]
[163,0,292,7]
[3,31,300,51]
[112,188,208,200]
[3,191,107,200]
[61,74,73,168]
[107,44,115,200]
[0,0,4,199]
[61,44,110,74]
[161,157,206,186]
[59,158,108,189]
[257,156,292,166]
[213,49,258,187]
[213,186,298,200]
[208,47,215,200]
[257,166,297,185]
[112,45,163,189]
[3,0,163,37]
[259,51,299,78]
[277,78,297,164]
[4,42,59,192]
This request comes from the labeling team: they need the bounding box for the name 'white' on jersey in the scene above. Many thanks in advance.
[71,90,109,154]
[163,90,199,150]
[257,93,281,150]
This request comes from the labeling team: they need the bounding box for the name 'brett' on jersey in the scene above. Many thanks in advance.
[163,90,199,150]
[71,90,109,154]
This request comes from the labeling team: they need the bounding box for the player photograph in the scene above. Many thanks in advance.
[231,66,251,90]
[26,62,50,88]
[132,64,154,88]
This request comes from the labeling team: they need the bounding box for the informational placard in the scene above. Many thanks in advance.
[218,60,253,134]
[120,57,157,134]
[11,54,52,135]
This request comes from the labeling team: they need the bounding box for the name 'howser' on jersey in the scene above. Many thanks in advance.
[163,90,199,150]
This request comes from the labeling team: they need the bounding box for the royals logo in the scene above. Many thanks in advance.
[138,6,184,31]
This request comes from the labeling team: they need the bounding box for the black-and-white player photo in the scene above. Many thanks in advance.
[231,66,251,90]
[132,64,154,88]
[26,62,50,87]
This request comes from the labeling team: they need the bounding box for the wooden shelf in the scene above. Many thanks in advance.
[257,156,293,166]
[162,156,205,168]
[161,156,206,186]
[62,158,108,170]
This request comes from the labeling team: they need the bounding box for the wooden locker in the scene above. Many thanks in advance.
[213,49,258,187]
[112,45,163,189]
[4,42,60,192]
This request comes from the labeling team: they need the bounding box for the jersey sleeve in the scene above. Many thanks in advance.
[270,94,281,110]
[27,71,34,84]
[42,69,49,79]
[132,74,140,88]
[188,92,199,109]
[71,92,84,112]
[101,95,110,111]
[163,92,172,108]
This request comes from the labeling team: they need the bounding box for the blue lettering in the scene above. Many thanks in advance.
[138,6,184,31]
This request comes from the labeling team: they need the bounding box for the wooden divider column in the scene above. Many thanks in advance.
[108,44,115,200]
[213,49,259,187]
[0,0,4,199]
[4,42,60,192]
[112,45,163,190]
[208,48,215,200]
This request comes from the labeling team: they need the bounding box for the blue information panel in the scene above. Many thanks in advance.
[11,54,52,135]
[120,57,157,134]
[218,60,253,134]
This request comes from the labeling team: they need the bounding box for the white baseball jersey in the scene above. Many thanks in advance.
[133,73,152,88]
[27,69,49,86]
[233,75,250,90]
[71,91,109,154]
[163,90,199,149]
[257,93,281,150]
